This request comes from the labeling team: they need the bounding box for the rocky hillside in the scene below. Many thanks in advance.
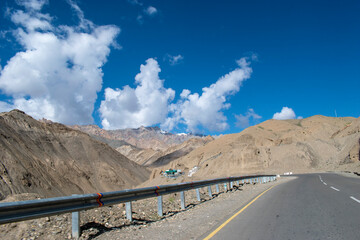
[72,124,213,166]
[0,110,150,200]
[71,125,202,151]
[148,136,214,167]
[148,115,360,182]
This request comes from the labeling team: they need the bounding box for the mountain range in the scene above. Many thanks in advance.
[146,115,360,184]
[71,124,213,166]
[1,110,359,200]
[0,110,149,200]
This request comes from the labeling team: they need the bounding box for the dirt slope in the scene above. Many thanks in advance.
[148,136,214,167]
[0,110,150,200]
[147,115,360,184]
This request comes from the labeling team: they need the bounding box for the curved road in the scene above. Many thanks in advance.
[204,173,360,240]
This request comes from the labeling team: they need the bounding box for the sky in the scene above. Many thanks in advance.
[0,0,359,135]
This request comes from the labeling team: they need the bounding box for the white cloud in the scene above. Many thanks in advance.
[145,6,158,16]
[67,0,94,30]
[99,58,175,130]
[165,54,184,65]
[127,0,143,6]
[17,0,48,11]
[127,1,157,24]
[162,57,253,133]
[136,15,144,24]
[235,108,262,128]
[273,107,297,120]
[0,101,13,113]
[11,5,52,32]
[0,0,119,124]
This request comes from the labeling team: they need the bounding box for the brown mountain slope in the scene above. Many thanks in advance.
[72,125,213,167]
[148,115,360,183]
[148,136,214,167]
[71,125,202,151]
[115,145,162,165]
[0,110,150,200]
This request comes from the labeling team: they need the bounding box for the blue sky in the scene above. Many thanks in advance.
[0,0,359,135]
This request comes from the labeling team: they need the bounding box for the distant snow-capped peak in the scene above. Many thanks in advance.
[177,133,188,136]
[160,129,168,134]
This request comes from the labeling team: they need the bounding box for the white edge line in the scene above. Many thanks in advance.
[323,182,327,185]
[350,196,360,204]
[330,186,340,191]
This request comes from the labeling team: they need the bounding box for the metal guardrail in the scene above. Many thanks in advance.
[0,174,276,238]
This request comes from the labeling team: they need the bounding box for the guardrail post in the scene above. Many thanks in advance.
[196,188,201,202]
[208,186,213,198]
[250,178,253,184]
[242,179,245,184]
[236,180,239,185]
[216,184,220,193]
[224,183,227,191]
[180,191,186,210]
[230,181,233,189]
[72,211,80,239]
[157,196,163,217]
[71,194,80,239]
[126,202,132,221]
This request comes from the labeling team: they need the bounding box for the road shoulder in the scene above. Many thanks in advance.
[96,177,294,240]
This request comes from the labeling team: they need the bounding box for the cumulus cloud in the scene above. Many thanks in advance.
[165,54,184,65]
[235,108,262,128]
[17,0,48,11]
[99,58,175,130]
[273,107,297,120]
[145,6,158,16]
[162,57,253,133]
[0,0,119,124]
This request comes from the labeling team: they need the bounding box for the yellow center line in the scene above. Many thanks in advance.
[203,184,278,240]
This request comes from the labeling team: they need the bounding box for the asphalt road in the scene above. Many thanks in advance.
[205,173,360,240]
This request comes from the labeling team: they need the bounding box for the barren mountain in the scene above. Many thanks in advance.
[148,136,214,167]
[0,110,150,200]
[71,125,202,151]
[72,124,213,166]
[147,115,360,183]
